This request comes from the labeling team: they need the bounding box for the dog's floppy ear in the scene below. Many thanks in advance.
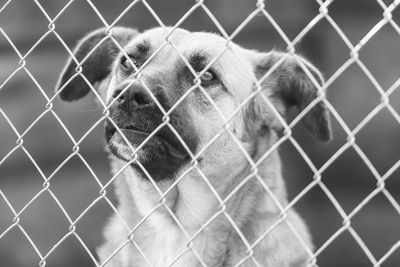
[251,50,332,142]
[56,27,138,101]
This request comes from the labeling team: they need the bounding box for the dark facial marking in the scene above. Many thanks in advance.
[136,40,150,55]
[188,52,207,72]
[130,41,151,66]
[171,52,227,112]
[105,86,198,181]
[175,51,224,95]
[118,41,151,76]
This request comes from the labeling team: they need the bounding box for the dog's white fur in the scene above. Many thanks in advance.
[58,27,331,267]
[98,144,312,267]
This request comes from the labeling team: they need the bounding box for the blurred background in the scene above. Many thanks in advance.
[1,0,400,266]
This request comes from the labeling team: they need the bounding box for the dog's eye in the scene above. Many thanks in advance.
[120,55,138,70]
[199,71,215,84]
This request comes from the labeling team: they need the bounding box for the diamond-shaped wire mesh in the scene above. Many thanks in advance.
[1,0,400,266]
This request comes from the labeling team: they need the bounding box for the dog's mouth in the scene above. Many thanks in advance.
[105,122,189,161]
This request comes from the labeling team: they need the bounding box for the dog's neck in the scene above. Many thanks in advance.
[106,133,288,267]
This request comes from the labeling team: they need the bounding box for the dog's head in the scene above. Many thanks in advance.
[57,27,331,182]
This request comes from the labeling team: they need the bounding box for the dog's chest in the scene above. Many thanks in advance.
[132,224,206,267]
[122,201,229,267]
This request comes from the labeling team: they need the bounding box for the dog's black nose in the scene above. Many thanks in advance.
[112,83,153,110]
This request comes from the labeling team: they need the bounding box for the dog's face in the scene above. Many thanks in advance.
[57,27,331,182]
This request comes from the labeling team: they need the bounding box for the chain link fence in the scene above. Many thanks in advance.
[1,0,400,266]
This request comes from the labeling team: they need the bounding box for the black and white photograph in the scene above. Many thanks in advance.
[1,0,400,266]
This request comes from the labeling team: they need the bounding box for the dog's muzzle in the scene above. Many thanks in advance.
[104,82,194,181]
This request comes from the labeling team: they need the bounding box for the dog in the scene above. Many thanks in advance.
[56,26,331,267]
